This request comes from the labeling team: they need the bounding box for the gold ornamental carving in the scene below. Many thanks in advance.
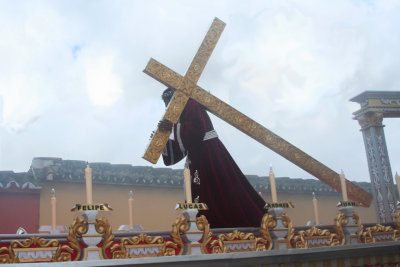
[170,215,189,256]
[357,112,384,130]
[293,227,342,248]
[279,213,296,249]
[333,211,347,245]
[12,236,59,263]
[196,215,213,254]
[142,18,372,207]
[260,213,275,250]
[208,230,267,253]
[0,246,18,264]
[110,234,178,259]
[0,236,59,263]
[95,217,115,259]
[358,224,400,243]
[54,216,87,262]
[0,234,78,263]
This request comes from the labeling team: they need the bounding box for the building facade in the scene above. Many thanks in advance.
[0,157,377,233]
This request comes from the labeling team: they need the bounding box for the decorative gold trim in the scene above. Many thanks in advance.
[196,215,212,254]
[110,232,179,259]
[333,211,346,246]
[358,224,400,243]
[0,246,17,263]
[0,236,74,263]
[281,213,295,249]
[260,213,275,250]
[293,227,342,248]
[123,234,163,258]
[10,236,59,249]
[54,216,87,262]
[0,218,85,263]
[208,230,256,253]
[8,236,60,263]
[170,215,189,256]
[0,245,16,264]
[96,217,114,260]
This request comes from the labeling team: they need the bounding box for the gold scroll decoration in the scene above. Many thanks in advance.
[0,235,78,263]
[358,224,400,243]
[142,18,372,207]
[96,217,115,259]
[260,213,276,250]
[0,236,59,263]
[208,230,268,254]
[170,215,189,256]
[197,215,213,254]
[56,216,87,261]
[293,227,342,248]
[110,234,178,259]
[333,211,347,245]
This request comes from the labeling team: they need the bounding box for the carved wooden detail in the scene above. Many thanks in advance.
[293,227,342,248]
[207,230,268,253]
[358,224,400,243]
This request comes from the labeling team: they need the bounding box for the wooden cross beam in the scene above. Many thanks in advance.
[142,17,372,207]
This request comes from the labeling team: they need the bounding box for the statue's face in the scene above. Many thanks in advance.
[163,96,171,107]
[162,88,175,107]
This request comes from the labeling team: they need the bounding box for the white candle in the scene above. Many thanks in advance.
[395,172,400,200]
[51,188,56,230]
[312,192,320,225]
[269,166,278,203]
[85,164,93,204]
[184,167,192,203]
[128,191,134,229]
[339,169,348,202]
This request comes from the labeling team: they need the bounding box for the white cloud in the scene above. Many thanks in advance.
[0,0,399,184]
[85,55,122,107]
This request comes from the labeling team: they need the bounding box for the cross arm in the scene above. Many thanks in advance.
[190,86,373,207]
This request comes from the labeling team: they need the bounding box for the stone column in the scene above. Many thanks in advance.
[338,206,359,245]
[181,209,203,255]
[356,112,396,222]
[268,208,292,250]
[81,211,103,260]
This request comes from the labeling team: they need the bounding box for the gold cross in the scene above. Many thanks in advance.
[142,17,372,207]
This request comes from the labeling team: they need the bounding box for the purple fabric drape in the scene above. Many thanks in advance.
[162,99,265,228]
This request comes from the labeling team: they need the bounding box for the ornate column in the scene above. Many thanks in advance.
[351,91,400,223]
[356,112,395,222]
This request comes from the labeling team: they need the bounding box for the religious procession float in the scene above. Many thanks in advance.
[1,18,400,267]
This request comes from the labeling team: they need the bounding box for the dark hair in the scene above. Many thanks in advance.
[162,87,175,101]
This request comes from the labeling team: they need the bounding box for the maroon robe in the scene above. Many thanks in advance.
[162,99,265,228]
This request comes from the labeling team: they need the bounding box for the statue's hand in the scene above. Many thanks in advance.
[158,119,173,132]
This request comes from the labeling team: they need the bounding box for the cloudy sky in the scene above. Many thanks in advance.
[0,0,399,183]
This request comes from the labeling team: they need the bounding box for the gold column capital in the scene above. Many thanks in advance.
[357,112,384,130]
